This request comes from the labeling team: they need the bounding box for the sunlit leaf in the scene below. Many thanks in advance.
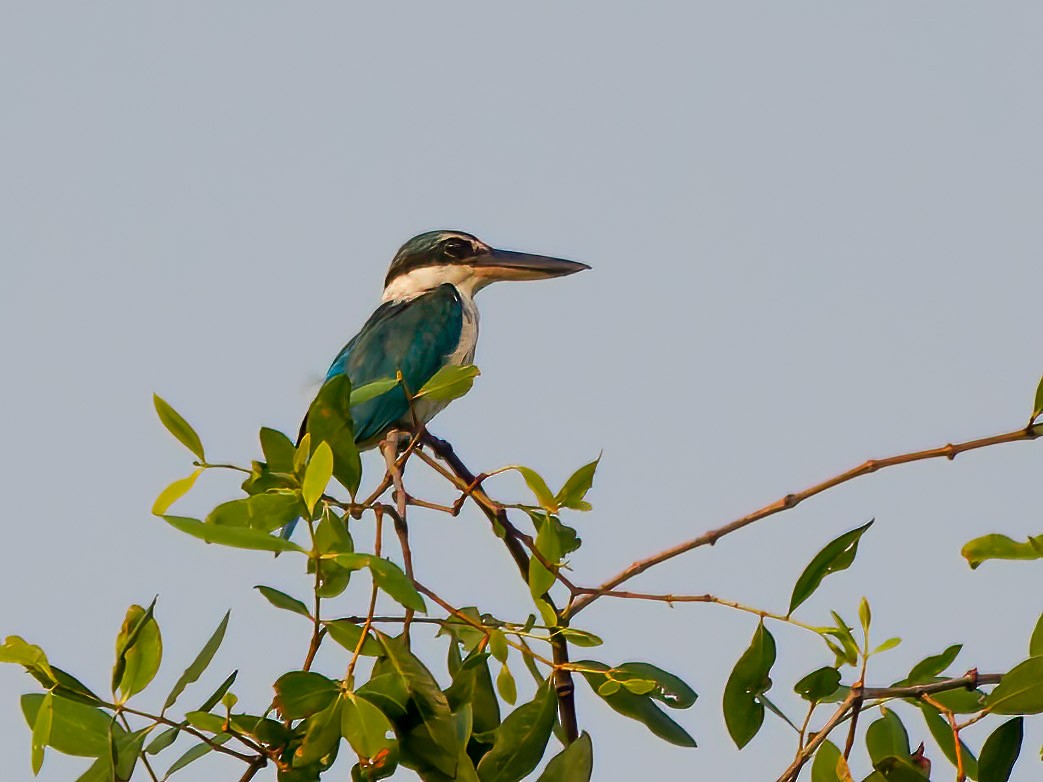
[302,441,333,513]
[21,694,120,757]
[163,611,229,711]
[723,623,776,748]
[205,493,302,532]
[873,754,930,781]
[414,364,480,402]
[555,457,600,511]
[536,731,592,782]
[788,521,873,615]
[962,534,1043,569]
[296,695,342,766]
[341,692,397,771]
[153,394,205,461]
[1031,374,1043,424]
[162,515,305,553]
[255,586,311,618]
[112,600,160,698]
[151,469,202,515]
[30,691,52,775]
[1030,613,1043,658]
[350,377,401,406]
[985,658,1043,714]
[978,717,1023,782]
[496,664,517,705]
[558,629,603,648]
[0,636,55,686]
[872,637,902,655]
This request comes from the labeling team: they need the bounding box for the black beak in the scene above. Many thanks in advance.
[475,249,591,281]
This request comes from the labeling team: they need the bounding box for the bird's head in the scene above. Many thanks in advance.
[382,230,589,301]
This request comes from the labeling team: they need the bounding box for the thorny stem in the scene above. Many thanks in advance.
[570,424,1042,618]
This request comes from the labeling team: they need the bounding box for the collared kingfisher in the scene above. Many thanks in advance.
[301,230,589,449]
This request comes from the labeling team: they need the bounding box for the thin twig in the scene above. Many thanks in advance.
[391,509,416,645]
[922,693,965,781]
[302,517,323,672]
[570,424,1041,618]
[347,508,382,683]
[776,689,860,782]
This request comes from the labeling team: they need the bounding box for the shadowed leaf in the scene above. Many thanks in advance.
[536,731,593,782]
[476,680,556,782]
[794,667,841,702]
[255,586,311,618]
[723,623,776,748]
[920,705,978,779]
[788,521,873,615]
[163,611,229,711]
[978,717,1022,782]
[163,515,304,553]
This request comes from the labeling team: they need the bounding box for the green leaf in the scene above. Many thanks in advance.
[113,600,161,698]
[255,585,311,618]
[536,731,593,782]
[325,620,381,656]
[306,374,362,496]
[154,394,206,461]
[723,623,776,748]
[873,754,930,781]
[794,667,842,702]
[375,633,459,777]
[350,377,401,406]
[558,629,603,648]
[260,427,296,473]
[788,520,873,615]
[871,637,902,655]
[476,680,557,782]
[866,708,910,765]
[904,644,962,683]
[367,557,426,613]
[21,694,121,757]
[978,716,1023,782]
[152,469,202,515]
[488,629,509,664]
[296,695,342,766]
[613,662,697,709]
[162,515,305,553]
[578,661,696,748]
[415,364,480,403]
[341,692,397,764]
[962,534,1043,569]
[197,670,237,713]
[920,705,978,779]
[164,735,229,778]
[162,611,229,711]
[1028,613,1043,657]
[554,457,600,511]
[303,441,334,513]
[496,664,517,705]
[205,493,302,532]
[508,466,557,511]
[0,636,55,686]
[30,691,53,775]
[273,671,339,720]
[985,657,1043,714]
[811,739,847,782]
[145,725,180,755]
[357,673,410,720]
[1031,374,1043,424]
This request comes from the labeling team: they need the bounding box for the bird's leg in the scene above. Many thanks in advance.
[381,429,408,528]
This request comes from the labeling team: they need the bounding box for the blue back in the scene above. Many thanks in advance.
[325,284,464,444]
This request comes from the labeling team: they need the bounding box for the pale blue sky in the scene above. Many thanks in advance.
[2,3,1042,780]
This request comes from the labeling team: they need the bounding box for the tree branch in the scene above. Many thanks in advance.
[569,424,1041,618]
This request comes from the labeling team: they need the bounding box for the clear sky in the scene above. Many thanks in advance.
[2,3,1041,780]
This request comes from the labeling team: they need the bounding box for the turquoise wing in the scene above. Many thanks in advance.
[322,284,464,444]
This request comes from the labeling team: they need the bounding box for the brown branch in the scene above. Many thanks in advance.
[570,424,1041,619]
[391,508,416,645]
[776,671,1001,782]
[922,694,964,782]
[237,756,267,782]
[347,508,382,683]
[416,432,580,744]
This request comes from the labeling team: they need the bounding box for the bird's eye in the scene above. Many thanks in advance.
[442,239,471,260]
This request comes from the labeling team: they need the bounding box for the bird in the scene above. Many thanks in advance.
[299,229,590,452]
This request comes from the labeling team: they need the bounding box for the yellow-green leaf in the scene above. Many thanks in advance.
[151,469,202,515]
[414,364,480,402]
[302,441,333,513]
[30,691,52,775]
[153,394,205,461]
